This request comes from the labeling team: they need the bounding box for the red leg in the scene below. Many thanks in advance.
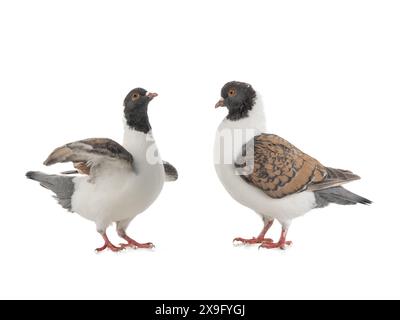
[259,228,292,250]
[234,220,274,245]
[96,233,123,252]
[118,230,154,249]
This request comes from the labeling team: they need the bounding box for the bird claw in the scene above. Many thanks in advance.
[258,240,293,250]
[119,242,155,250]
[233,237,273,245]
[95,243,124,253]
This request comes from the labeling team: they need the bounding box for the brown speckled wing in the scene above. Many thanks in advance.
[236,134,359,198]
[44,138,134,179]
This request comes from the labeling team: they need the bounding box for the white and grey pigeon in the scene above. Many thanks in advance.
[214,81,371,249]
[26,88,178,252]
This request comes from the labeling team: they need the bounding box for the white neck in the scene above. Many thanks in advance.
[214,93,266,165]
[123,123,159,164]
[218,93,266,137]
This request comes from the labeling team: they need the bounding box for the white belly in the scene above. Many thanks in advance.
[71,162,164,226]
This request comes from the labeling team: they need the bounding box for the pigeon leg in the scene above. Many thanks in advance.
[234,219,274,244]
[96,232,123,252]
[259,227,292,250]
[117,229,154,249]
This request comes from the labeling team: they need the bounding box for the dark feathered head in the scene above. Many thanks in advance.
[123,88,157,133]
[215,81,256,121]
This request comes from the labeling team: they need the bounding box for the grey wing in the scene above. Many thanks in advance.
[43,138,135,182]
[163,161,178,182]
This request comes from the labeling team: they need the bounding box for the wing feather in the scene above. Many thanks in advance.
[236,134,360,198]
[44,138,134,180]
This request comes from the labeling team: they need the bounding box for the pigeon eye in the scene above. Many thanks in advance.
[132,93,140,100]
[228,89,236,97]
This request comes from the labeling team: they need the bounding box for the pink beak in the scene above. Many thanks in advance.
[215,98,225,108]
[146,92,158,100]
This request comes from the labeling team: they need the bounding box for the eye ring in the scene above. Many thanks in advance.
[228,88,236,97]
[132,93,140,101]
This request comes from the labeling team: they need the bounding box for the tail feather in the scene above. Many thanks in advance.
[163,161,178,182]
[26,171,75,211]
[314,186,372,208]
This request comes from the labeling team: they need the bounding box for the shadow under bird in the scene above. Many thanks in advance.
[214,81,371,249]
[26,88,178,252]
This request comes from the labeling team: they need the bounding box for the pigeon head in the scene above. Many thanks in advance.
[215,81,256,121]
[123,87,158,133]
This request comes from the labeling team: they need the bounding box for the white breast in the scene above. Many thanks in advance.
[213,95,316,225]
[71,127,164,227]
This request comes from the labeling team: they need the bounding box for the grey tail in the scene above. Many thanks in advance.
[26,171,75,211]
[314,186,372,208]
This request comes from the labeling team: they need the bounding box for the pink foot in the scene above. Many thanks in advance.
[120,241,154,249]
[96,243,123,252]
[120,235,155,249]
[259,240,292,250]
[96,233,124,252]
[233,237,273,245]
[234,220,275,245]
[258,228,292,250]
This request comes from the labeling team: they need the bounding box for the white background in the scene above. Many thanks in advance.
[1,0,399,300]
